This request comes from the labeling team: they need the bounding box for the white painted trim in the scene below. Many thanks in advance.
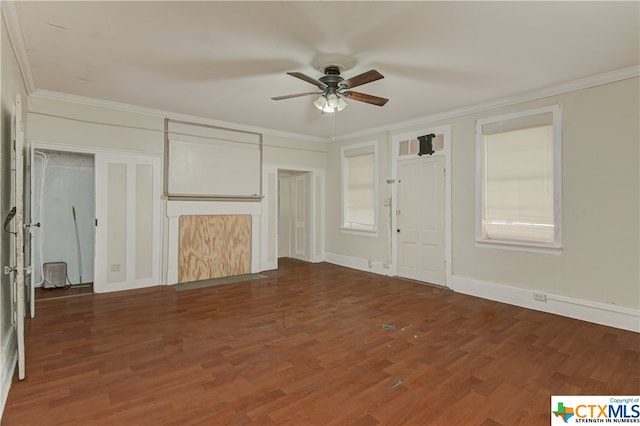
[391,124,452,287]
[337,66,640,142]
[263,164,326,272]
[29,140,159,157]
[1,2,35,93]
[325,252,393,277]
[0,332,17,421]
[450,275,640,333]
[30,89,327,144]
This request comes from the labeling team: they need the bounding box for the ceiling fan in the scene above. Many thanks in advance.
[272,65,389,113]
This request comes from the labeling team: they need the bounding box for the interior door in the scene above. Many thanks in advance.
[277,175,292,258]
[12,94,26,380]
[293,174,306,258]
[396,155,445,285]
[94,152,161,293]
[26,145,35,318]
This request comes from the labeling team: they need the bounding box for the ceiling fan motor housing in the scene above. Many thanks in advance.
[319,66,345,91]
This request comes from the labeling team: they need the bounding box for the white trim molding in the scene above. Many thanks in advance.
[1,1,35,93]
[450,275,640,333]
[30,89,328,144]
[338,66,640,142]
[322,254,639,332]
[325,252,393,277]
[0,331,17,421]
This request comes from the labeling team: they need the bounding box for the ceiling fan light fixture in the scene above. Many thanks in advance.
[314,93,348,113]
[313,95,328,111]
[336,96,348,112]
[326,93,339,109]
[322,102,335,114]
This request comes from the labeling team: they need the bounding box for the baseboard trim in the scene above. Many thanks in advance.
[325,253,638,332]
[325,252,393,276]
[450,275,639,333]
[0,331,17,421]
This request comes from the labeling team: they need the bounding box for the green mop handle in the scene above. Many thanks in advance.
[72,206,82,285]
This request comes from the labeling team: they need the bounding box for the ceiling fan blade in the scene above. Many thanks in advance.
[271,92,319,101]
[287,72,327,90]
[341,70,384,89]
[344,91,389,106]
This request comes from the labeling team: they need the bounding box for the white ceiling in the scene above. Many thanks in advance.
[9,1,640,140]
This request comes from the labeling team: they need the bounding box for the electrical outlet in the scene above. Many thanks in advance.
[110,264,121,272]
[533,292,547,302]
[368,260,373,268]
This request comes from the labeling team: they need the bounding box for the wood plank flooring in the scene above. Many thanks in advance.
[3,259,638,425]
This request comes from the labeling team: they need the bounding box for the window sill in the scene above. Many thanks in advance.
[341,227,379,238]
[476,239,562,255]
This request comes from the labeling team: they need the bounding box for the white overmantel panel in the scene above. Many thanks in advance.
[166,200,262,285]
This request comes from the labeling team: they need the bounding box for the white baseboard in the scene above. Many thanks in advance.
[325,252,393,276]
[1,332,17,421]
[450,275,639,333]
[324,253,638,333]
[167,270,178,285]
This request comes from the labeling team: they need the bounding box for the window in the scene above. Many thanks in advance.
[476,105,562,249]
[342,142,378,233]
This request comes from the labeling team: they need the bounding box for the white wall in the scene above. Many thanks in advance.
[445,78,639,309]
[25,95,328,284]
[325,77,639,330]
[325,132,393,273]
[0,12,28,418]
[27,97,164,154]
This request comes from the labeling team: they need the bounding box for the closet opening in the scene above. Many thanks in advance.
[32,149,95,300]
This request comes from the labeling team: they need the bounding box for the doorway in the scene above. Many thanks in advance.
[31,149,95,300]
[392,127,451,287]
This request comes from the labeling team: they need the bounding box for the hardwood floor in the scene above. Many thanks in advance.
[3,259,638,425]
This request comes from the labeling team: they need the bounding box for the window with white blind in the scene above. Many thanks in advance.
[476,105,562,250]
[342,142,378,234]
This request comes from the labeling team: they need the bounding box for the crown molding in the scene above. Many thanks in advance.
[26,61,639,145]
[336,65,640,141]
[30,89,328,144]
[1,1,35,94]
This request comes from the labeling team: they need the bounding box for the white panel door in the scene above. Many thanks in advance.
[396,155,445,285]
[94,153,161,293]
[293,174,306,257]
[26,144,34,319]
[10,95,26,379]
